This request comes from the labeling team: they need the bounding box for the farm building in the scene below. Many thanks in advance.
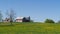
[3,18,10,22]
[16,17,23,22]
[3,16,31,22]
[16,16,30,22]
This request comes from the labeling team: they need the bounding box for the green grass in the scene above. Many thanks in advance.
[0,22,60,34]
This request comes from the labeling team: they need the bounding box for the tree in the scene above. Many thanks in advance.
[6,9,16,24]
[0,11,3,22]
[44,19,55,23]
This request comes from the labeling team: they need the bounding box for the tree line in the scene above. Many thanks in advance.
[44,19,60,23]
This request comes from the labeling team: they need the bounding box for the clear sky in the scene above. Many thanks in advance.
[0,0,60,22]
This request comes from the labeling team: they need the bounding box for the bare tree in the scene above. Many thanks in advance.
[6,9,16,24]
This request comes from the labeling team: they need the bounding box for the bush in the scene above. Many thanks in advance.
[44,19,55,23]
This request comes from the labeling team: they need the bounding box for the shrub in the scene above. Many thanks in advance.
[44,19,55,23]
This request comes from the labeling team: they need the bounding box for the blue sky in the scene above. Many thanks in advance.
[0,0,60,22]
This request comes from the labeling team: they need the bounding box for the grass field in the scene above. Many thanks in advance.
[0,22,60,34]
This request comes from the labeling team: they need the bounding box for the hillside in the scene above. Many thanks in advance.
[0,22,60,34]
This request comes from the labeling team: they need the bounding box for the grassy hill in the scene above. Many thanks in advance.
[0,22,60,34]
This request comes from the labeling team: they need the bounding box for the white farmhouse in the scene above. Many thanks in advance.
[16,17,23,22]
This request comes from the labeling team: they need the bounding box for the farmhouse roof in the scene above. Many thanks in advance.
[16,17,23,19]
